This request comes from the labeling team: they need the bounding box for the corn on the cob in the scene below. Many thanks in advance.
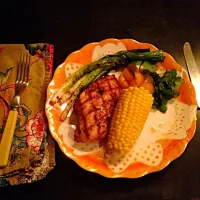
[106,86,153,157]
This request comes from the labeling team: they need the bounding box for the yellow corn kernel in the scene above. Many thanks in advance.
[106,86,153,157]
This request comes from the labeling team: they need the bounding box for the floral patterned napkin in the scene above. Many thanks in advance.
[0,44,55,186]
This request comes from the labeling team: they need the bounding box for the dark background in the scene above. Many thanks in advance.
[1,0,200,199]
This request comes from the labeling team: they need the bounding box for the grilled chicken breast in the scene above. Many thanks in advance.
[74,75,121,143]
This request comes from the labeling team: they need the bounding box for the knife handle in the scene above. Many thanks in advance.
[0,110,18,168]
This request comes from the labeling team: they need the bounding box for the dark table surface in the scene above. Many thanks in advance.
[1,0,200,199]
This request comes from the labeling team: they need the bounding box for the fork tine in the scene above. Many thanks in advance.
[19,54,26,83]
[22,54,27,83]
[24,54,31,83]
[16,53,22,82]
[23,54,27,83]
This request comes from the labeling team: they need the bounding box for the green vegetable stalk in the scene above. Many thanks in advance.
[58,68,104,105]
[60,87,81,121]
[117,50,165,63]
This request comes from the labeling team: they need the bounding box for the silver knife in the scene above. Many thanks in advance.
[183,42,200,108]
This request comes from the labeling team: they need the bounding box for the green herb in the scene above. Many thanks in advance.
[150,69,183,113]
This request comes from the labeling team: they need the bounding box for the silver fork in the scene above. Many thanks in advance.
[0,53,31,168]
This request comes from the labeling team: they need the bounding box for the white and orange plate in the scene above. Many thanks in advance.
[45,38,197,178]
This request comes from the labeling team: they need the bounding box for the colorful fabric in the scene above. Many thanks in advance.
[0,44,55,186]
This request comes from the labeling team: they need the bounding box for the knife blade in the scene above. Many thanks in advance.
[183,42,200,108]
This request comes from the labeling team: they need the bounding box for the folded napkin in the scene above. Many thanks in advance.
[0,44,55,186]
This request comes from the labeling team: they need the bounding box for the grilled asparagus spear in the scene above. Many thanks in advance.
[58,68,104,105]
[117,50,165,62]
[60,87,81,121]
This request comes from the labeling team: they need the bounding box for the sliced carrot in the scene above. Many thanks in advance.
[128,78,137,87]
[127,63,138,74]
[140,82,155,94]
[135,71,144,86]
[143,74,153,84]
[123,68,134,82]
[118,74,129,89]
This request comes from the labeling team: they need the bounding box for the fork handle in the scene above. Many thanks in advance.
[0,110,18,168]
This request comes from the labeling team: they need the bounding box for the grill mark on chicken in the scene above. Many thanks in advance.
[74,75,121,143]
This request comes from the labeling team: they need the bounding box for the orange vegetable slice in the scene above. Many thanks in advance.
[140,82,155,94]
[127,63,137,74]
[118,74,129,89]
[143,74,153,84]
[135,71,144,86]
[128,78,137,86]
[123,68,134,82]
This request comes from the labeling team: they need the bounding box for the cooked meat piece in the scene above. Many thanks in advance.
[74,75,121,143]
